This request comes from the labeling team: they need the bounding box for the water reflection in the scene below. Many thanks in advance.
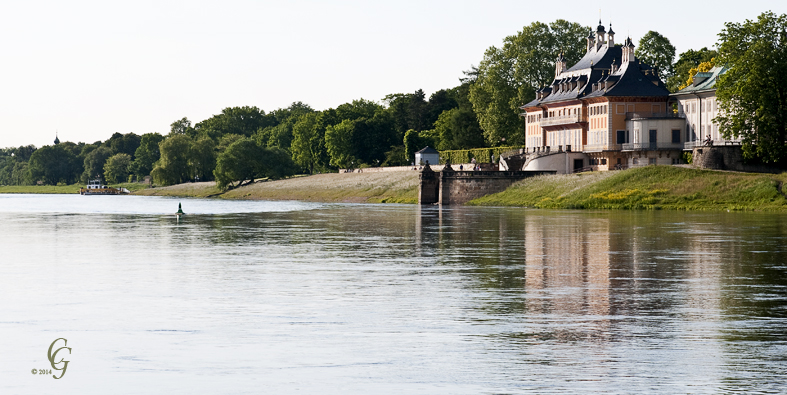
[2,195,787,394]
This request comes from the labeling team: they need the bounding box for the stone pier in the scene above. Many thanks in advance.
[419,164,555,205]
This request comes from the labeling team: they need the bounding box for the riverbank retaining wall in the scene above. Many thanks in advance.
[693,146,783,173]
[340,163,490,173]
[419,165,556,205]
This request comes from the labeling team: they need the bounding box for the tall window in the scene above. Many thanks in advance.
[672,130,681,143]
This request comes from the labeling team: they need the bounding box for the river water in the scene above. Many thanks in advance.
[1,194,786,394]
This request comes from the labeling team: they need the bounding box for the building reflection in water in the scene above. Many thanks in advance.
[524,213,612,342]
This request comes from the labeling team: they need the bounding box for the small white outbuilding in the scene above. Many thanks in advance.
[414,146,439,166]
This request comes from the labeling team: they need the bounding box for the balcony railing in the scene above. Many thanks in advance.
[684,140,742,149]
[582,144,622,152]
[625,112,685,120]
[539,113,587,127]
[621,142,684,151]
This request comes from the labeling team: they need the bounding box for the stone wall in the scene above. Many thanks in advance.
[418,166,440,204]
[693,146,781,173]
[419,168,555,205]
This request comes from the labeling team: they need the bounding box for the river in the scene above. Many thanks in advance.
[1,194,786,394]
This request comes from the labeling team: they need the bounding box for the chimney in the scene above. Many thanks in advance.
[555,52,567,77]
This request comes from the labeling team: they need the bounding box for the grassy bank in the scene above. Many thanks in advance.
[0,182,148,194]
[469,166,787,211]
[133,171,420,203]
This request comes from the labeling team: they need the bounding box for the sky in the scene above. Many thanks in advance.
[1,0,784,148]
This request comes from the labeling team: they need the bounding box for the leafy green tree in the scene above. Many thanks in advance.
[667,47,718,92]
[0,146,36,185]
[189,137,216,181]
[470,20,587,145]
[352,112,397,165]
[381,145,408,166]
[434,108,485,150]
[194,106,276,141]
[131,133,165,178]
[335,99,382,121]
[214,138,263,189]
[291,112,326,174]
[258,121,295,150]
[104,132,141,157]
[11,161,31,185]
[260,147,296,180]
[151,134,192,185]
[214,138,295,190]
[170,117,194,136]
[384,90,457,140]
[635,31,676,80]
[81,146,114,182]
[325,119,357,168]
[716,11,787,163]
[254,103,315,150]
[269,101,314,125]
[28,144,80,185]
[217,134,245,153]
[103,153,132,183]
[10,145,37,161]
[403,129,437,164]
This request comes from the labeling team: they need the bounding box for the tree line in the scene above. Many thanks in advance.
[3,13,784,188]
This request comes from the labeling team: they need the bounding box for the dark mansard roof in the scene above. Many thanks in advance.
[522,43,670,108]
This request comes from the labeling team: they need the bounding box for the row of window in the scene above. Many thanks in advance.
[684,99,717,114]
[590,105,607,116]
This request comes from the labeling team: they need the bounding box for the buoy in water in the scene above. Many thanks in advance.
[176,202,184,218]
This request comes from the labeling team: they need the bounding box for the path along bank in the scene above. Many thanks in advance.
[3,166,786,211]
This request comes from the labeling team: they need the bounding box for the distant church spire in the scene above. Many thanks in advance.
[54,132,60,145]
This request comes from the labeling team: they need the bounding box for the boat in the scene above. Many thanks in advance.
[79,180,129,195]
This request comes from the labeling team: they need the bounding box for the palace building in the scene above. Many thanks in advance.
[520,20,685,173]
[671,65,733,148]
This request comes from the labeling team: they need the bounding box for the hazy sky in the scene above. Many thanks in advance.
[1,0,783,148]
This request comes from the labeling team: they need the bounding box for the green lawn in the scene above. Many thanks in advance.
[469,166,787,211]
[0,182,150,194]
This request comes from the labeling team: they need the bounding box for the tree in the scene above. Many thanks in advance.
[427,89,459,126]
[170,117,194,136]
[254,103,315,150]
[81,146,114,182]
[352,111,397,165]
[213,138,263,189]
[151,134,192,185]
[433,108,485,150]
[189,137,216,181]
[194,106,276,141]
[214,139,295,190]
[470,20,587,145]
[667,47,718,92]
[28,145,80,185]
[291,112,326,174]
[103,153,132,183]
[325,120,357,168]
[635,31,676,80]
[403,129,437,164]
[131,133,165,178]
[716,11,787,163]
[217,134,245,153]
[679,61,715,91]
[335,99,382,122]
[104,132,141,157]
